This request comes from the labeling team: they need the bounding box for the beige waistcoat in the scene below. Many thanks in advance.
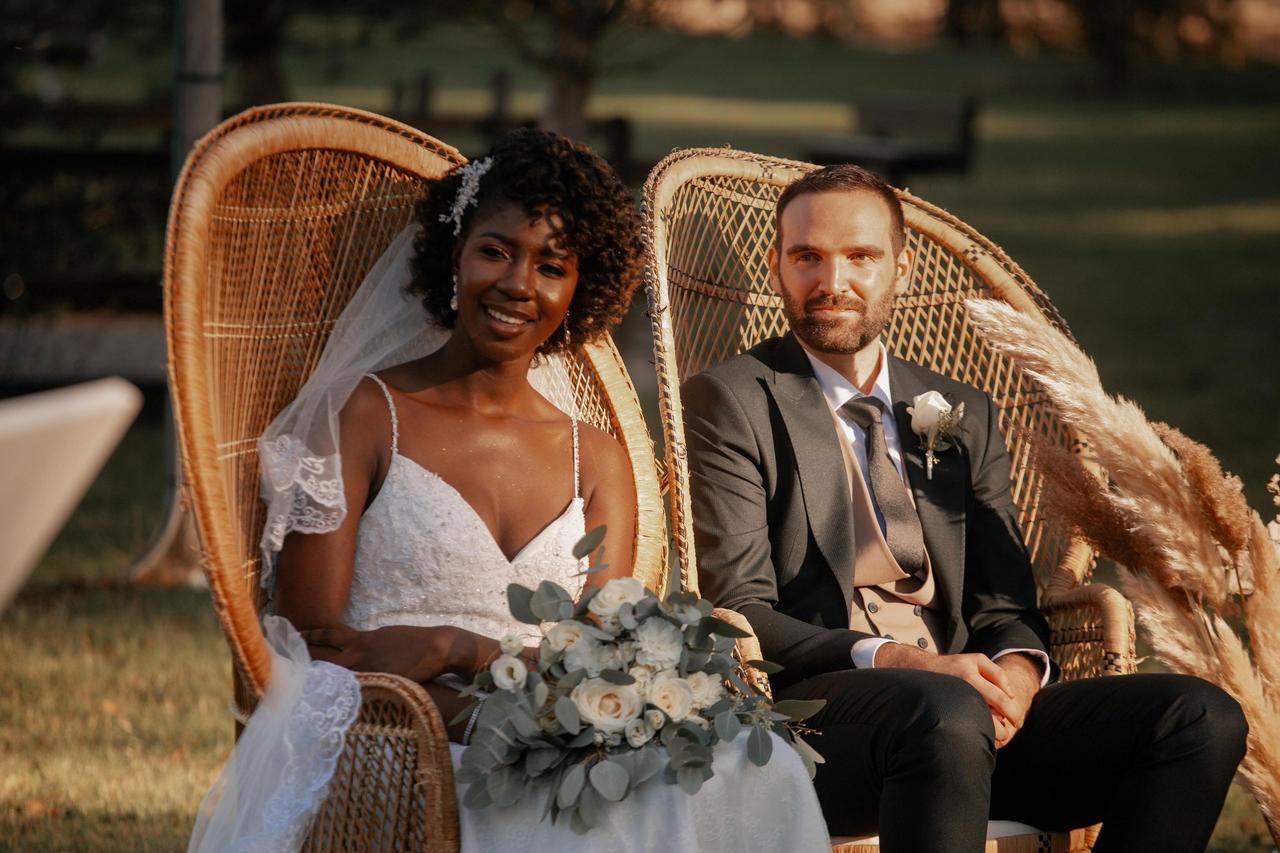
[829,408,946,653]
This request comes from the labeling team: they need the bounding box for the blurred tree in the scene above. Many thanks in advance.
[1065,0,1240,89]
[945,0,1005,45]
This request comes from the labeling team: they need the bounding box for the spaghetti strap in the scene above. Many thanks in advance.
[571,419,581,499]
[364,374,399,456]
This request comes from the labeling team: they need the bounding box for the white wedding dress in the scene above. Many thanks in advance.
[350,375,831,853]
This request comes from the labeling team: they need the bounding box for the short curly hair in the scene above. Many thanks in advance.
[408,129,644,353]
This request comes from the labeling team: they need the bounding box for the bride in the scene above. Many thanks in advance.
[190,129,830,852]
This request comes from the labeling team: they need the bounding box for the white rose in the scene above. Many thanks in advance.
[545,621,587,652]
[646,671,695,723]
[490,654,527,691]
[628,665,654,692]
[909,390,952,435]
[571,678,643,734]
[588,577,648,618]
[645,708,666,731]
[625,717,654,748]
[635,617,684,670]
[499,634,524,656]
[686,671,726,710]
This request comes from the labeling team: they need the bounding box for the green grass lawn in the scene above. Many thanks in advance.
[5,19,1278,851]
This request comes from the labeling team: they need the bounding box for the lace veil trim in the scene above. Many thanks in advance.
[188,615,361,852]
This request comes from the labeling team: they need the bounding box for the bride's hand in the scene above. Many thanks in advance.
[301,625,453,682]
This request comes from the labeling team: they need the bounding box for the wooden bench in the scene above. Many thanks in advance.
[803,95,977,184]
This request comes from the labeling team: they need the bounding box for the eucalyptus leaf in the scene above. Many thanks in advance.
[453,765,482,785]
[746,659,784,675]
[510,704,541,738]
[532,680,550,709]
[506,583,540,625]
[685,650,711,672]
[699,615,751,639]
[618,601,637,630]
[633,598,660,620]
[714,710,742,742]
[525,747,561,777]
[572,525,607,559]
[577,782,602,827]
[463,779,493,810]
[555,696,582,735]
[558,668,588,690]
[486,766,525,807]
[632,747,662,786]
[676,764,704,795]
[599,668,636,685]
[566,727,597,748]
[569,808,591,835]
[557,763,585,809]
[747,724,773,766]
[572,585,601,618]
[543,765,563,821]
[589,759,629,802]
[529,578,570,617]
[789,733,826,779]
[727,672,753,695]
[770,698,827,722]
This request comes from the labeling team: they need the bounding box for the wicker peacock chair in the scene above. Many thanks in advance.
[641,148,1137,853]
[165,103,666,852]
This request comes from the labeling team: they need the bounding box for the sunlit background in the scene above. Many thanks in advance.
[2,1,1278,849]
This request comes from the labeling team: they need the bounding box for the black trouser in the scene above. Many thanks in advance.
[775,670,1247,853]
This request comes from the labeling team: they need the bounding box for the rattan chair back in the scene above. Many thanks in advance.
[642,148,1091,598]
[165,103,665,702]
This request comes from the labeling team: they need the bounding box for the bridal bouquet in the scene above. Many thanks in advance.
[454,538,825,833]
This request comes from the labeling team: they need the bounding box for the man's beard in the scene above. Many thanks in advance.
[779,285,895,355]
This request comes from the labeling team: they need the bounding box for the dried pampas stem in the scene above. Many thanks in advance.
[965,297,1280,844]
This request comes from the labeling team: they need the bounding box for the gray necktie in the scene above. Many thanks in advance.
[841,397,926,576]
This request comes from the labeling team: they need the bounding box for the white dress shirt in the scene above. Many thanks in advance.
[800,342,1050,684]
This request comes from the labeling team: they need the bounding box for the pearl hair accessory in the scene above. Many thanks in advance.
[439,157,494,237]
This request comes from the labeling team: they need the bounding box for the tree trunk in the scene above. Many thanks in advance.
[540,12,595,142]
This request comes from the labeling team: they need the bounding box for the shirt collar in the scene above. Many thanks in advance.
[799,339,894,415]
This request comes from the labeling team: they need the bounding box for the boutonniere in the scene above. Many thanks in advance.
[907,391,964,480]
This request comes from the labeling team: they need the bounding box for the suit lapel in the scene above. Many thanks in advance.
[767,335,857,610]
[888,357,966,650]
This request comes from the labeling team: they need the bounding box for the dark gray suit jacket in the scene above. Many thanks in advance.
[683,333,1052,690]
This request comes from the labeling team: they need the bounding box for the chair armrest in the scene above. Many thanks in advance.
[712,607,773,699]
[304,672,460,853]
[1041,582,1137,681]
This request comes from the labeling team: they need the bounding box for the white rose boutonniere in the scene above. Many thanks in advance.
[907,390,964,480]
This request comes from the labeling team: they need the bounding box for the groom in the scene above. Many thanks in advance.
[682,164,1247,851]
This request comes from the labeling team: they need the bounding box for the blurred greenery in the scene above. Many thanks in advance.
[4,17,1277,851]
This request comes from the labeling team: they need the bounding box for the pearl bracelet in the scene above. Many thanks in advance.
[462,697,487,745]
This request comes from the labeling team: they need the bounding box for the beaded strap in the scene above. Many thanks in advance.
[365,374,399,455]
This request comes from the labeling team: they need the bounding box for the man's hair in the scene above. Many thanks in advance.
[774,164,906,255]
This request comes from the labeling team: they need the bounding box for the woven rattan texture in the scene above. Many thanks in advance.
[641,150,1139,734]
[653,163,1071,593]
[207,150,427,598]
[169,104,668,853]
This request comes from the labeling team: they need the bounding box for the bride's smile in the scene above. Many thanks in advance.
[454,202,579,357]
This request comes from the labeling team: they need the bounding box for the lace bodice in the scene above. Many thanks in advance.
[344,375,587,643]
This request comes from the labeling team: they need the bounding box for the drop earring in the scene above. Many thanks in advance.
[561,309,571,347]
[450,272,459,312]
